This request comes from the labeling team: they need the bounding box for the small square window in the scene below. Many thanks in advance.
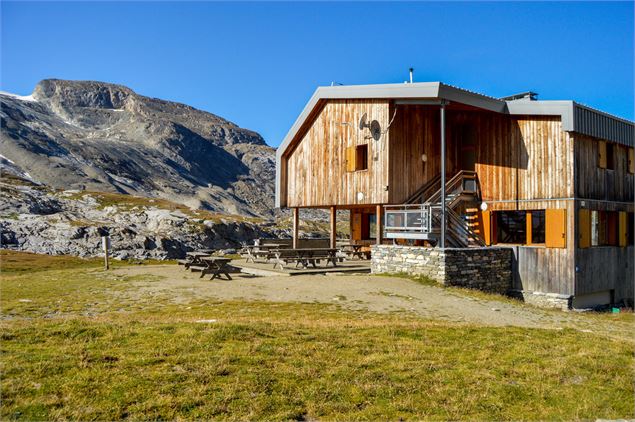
[496,211,526,244]
[355,144,368,171]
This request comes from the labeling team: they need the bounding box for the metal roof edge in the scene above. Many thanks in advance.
[439,83,507,113]
[506,100,575,130]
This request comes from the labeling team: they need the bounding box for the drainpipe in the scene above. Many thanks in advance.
[440,100,447,248]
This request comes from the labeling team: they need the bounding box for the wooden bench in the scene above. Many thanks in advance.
[271,248,338,269]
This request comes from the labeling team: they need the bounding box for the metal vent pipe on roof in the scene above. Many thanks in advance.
[409,68,414,83]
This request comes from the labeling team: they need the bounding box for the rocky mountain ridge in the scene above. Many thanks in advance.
[1,79,276,217]
[0,175,287,259]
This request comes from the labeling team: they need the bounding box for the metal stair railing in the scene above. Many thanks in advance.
[424,170,479,206]
[384,203,435,235]
[405,173,442,204]
[383,170,484,246]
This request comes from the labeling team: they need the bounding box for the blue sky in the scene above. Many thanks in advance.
[2,1,633,147]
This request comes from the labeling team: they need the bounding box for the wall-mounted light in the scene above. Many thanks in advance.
[421,154,427,163]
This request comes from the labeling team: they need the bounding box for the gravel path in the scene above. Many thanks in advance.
[113,265,633,340]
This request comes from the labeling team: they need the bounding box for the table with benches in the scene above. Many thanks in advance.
[199,257,233,280]
[177,251,215,269]
[271,248,339,269]
[339,244,369,260]
[243,244,290,263]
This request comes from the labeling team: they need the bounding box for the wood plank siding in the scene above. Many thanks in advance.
[388,108,574,203]
[285,100,390,208]
[574,134,634,203]
[573,134,634,301]
[284,102,576,208]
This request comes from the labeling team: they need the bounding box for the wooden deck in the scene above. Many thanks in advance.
[232,259,371,277]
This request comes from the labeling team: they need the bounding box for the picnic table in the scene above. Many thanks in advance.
[271,248,338,269]
[243,244,286,263]
[177,251,213,269]
[199,257,233,280]
[339,244,367,260]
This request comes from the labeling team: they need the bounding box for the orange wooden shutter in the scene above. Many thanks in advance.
[481,210,492,245]
[546,209,567,248]
[619,212,628,247]
[598,141,607,169]
[578,209,591,249]
[629,148,635,174]
[526,211,534,244]
[346,146,356,172]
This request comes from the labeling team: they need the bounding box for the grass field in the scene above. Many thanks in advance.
[1,251,633,420]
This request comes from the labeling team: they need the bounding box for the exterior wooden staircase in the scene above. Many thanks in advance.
[384,171,486,247]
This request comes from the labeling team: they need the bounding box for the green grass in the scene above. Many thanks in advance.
[377,272,635,323]
[1,251,633,420]
[0,250,172,274]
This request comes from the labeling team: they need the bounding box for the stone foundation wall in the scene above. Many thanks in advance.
[371,245,513,294]
[509,290,572,311]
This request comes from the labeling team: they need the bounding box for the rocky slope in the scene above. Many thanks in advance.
[0,79,275,217]
[0,175,288,259]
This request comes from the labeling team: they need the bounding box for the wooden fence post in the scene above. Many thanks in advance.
[102,236,110,270]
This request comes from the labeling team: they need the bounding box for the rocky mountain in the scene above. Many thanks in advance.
[0,175,287,259]
[0,79,276,217]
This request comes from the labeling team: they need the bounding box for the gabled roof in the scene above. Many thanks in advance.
[276,82,506,162]
[276,82,634,207]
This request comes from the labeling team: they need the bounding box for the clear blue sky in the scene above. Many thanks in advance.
[2,1,633,147]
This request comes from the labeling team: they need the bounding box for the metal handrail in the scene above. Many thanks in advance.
[405,173,442,204]
[383,170,484,246]
[425,170,479,205]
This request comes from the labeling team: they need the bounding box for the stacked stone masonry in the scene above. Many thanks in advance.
[371,245,513,295]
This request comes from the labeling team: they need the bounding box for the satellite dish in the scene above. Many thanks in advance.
[359,113,369,130]
[370,120,382,140]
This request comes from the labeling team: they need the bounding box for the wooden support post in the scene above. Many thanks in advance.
[101,236,110,270]
[376,204,383,245]
[292,207,299,249]
[330,206,337,249]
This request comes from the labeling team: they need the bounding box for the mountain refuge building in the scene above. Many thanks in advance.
[275,82,634,309]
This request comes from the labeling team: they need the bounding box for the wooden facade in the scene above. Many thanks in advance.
[278,90,634,307]
[285,100,390,208]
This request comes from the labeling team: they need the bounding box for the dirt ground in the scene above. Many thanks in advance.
[113,265,633,340]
